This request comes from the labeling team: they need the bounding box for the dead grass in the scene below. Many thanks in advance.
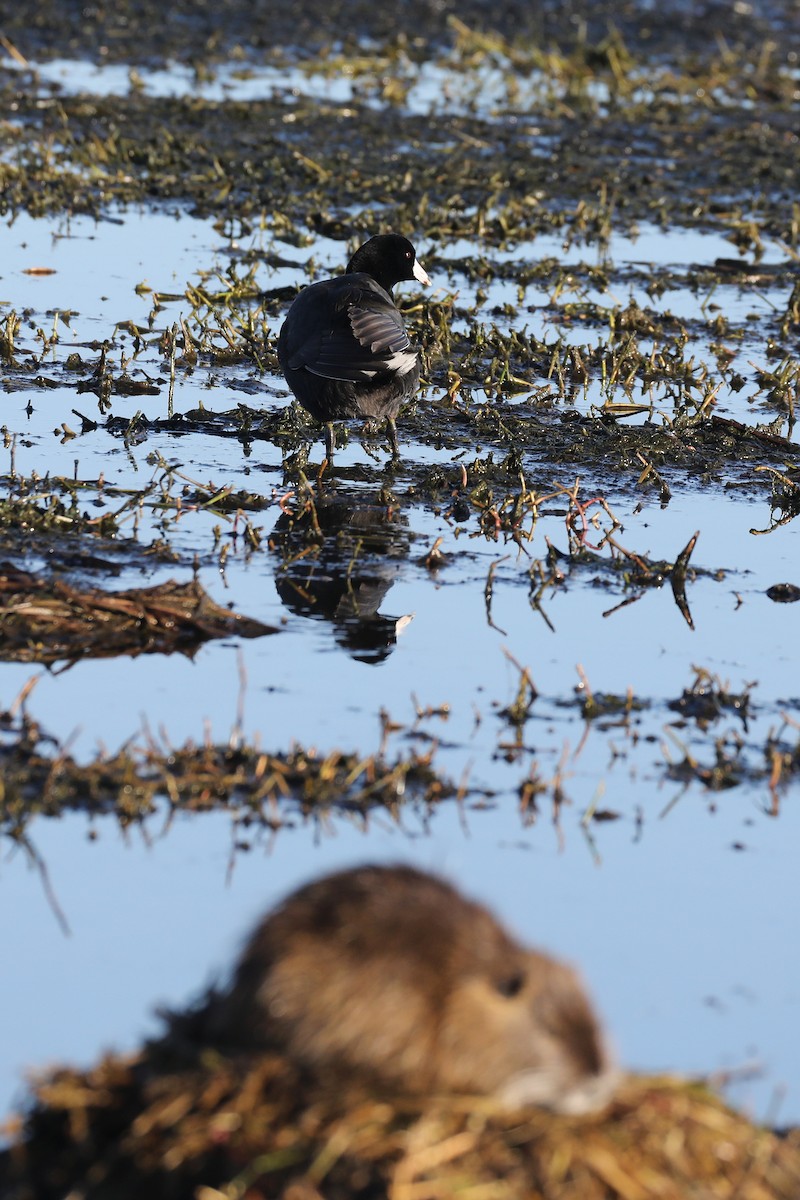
[3,1047,798,1200]
[0,568,275,664]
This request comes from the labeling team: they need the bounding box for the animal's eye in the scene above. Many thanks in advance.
[405,249,412,258]
[496,972,526,998]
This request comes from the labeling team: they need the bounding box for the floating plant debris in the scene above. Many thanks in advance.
[0,569,276,664]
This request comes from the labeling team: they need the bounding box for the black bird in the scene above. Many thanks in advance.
[277,234,430,462]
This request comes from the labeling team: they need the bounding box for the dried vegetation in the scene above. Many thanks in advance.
[0,569,274,663]
[2,1047,799,1200]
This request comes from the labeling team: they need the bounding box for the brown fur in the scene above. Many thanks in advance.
[206,864,617,1113]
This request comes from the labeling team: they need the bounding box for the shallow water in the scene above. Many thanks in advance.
[0,55,616,118]
[11,50,800,123]
[6,792,799,1128]
[5,207,794,432]
[2,194,800,1133]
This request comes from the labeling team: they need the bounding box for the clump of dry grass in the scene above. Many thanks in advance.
[3,1043,798,1200]
[0,569,275,664]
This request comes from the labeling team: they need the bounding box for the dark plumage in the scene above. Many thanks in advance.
[277,234,430,462]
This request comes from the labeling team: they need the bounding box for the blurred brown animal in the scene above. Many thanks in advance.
[207,864,617,1113]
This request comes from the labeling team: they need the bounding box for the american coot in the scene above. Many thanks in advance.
[277,234,430,462]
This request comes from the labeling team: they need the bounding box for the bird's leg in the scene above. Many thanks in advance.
[318,422,335,482]
[387,418,400,460]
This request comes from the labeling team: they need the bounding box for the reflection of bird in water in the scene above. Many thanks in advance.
[277,234,430,464]
[270,492,413,664]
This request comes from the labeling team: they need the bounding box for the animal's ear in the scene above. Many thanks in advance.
[494,970,526,999]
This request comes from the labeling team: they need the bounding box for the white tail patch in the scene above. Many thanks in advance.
[385,349,418,375]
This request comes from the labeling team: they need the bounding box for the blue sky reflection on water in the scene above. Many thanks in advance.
[3,795,799,1132]
[1,204,800,1133]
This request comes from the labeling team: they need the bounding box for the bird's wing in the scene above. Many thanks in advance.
[286,277,416,383]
